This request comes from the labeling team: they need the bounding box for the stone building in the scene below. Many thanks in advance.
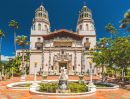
[29,4,97,75]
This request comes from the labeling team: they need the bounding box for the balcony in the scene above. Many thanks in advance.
[84,42,91,48]
[53,40,73,47]
[35,42,42,47]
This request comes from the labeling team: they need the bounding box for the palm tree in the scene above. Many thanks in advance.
[9,20,20,56]
[15,35,30,73]
[0,30,5,61]
[120,10,130,32]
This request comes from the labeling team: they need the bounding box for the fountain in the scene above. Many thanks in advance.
[6,63,119,97]
[56,67,70,93]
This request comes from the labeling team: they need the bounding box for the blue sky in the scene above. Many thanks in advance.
[0,0,130,61]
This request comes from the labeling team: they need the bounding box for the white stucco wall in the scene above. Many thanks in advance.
[29,53,42,74]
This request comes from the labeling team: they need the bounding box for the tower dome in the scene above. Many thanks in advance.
[76,4,95,35]
[33,4,50,26]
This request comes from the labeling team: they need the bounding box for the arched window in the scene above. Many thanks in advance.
[37,38,41,42]
[90,14,91,18]
[82,14,83,18]
[43,14,46,18]
[40,13,42,17]
[38,13,40,17]
[85,13,87,17]
[91,25,93,30]
[41,7,42,10]
[45,25,48,30]
[34,25,35,30]
[80,25,82,30]
[38,24,41,30]
[86,24,88,30]
[80,15,82,19]
[87,13,88,17]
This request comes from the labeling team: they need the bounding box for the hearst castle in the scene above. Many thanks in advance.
[16,4,98,75]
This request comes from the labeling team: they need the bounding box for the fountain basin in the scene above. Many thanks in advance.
[6,80,119,97]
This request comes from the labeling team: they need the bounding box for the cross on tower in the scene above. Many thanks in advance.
[84,2,86,6]
[41,1,43,5]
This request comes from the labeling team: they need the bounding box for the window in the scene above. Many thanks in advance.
[38,13,40,17]
[52,66,53,70]
[17,52,20,56]
[40,13,42,17]
[86,24,88,30]
[38,24,41,30]
[38,38,41,42]
[37,47,41,50]
[86,48,89,50]
[45,25,48,30]
[86,38,89,43]
[67,36,69,40]
[80,25,82,30]
[91,25,93,30]
[57,36,59,40]
[87,13,88,17]
[62,51,64,55]
[85,13,87,17]
[90,14,91,18]
[44,14,46,18]
[82,14,83,18]
[34,25,35,30]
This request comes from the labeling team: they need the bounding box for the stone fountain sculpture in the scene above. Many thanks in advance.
[56,67,71,93]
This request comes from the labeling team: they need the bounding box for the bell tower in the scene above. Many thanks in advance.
[76,3,96,35]
[31,3,50,35]
[30,3,50,50]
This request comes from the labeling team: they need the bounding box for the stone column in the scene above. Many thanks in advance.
[74,49,77,75]
[49,48,51,74]
[42,41,44,75]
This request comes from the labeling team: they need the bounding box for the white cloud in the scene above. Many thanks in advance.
[128,9,130,12]
[1,55,15,61]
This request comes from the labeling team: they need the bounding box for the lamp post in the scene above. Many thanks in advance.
[30,60,39,88]
[87,60,96,91]
[2,66,4,76]
[89,61,93,84]
[12,67,13,77]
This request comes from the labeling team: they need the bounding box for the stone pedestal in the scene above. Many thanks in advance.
[20,75,25,81]
[41,75,48,84]
[30,82,40,89]
[79,80,84,84]
[87,82,96,91]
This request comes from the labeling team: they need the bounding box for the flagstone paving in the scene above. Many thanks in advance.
[0,75,130,99]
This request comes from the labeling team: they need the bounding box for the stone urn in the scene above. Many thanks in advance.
[41,75,48,84]
[79,75,84,80]
[42,75,47,80]
[78,75,84,84]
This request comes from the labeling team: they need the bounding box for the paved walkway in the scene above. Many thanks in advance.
[0,75,130,99]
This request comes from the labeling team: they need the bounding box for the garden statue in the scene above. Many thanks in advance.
[56,67,71,93]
